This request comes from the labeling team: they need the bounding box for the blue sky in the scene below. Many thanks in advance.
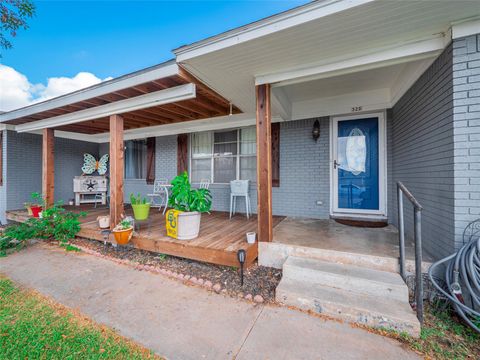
[3,0,308,83]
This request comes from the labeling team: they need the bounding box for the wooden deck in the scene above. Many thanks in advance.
[6,206,285,267]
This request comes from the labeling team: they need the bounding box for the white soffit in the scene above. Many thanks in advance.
[178,1,479,114]
[0,61,179,123]
[15,84,196,133]
[256,37,445,87]
[174,0,374,61]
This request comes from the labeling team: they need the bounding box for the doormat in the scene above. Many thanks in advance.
[334,218,388,228]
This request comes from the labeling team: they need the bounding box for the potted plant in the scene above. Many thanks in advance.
[167,172,212,240]
[112,218,133,245]
[130,193,151,221]
[29,192,43,218]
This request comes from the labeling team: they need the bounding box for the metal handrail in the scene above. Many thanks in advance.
[397,181,423,324]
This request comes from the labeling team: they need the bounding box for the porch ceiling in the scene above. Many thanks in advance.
[0,63,241,135]
[175,0,479,117]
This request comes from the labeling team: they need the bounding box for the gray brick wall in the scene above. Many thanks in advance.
[273,117,330,218]
[452,34,480,249]
[100,122,331,218]
[390,44,455,260]
[5,131,98,214]
[100,135,178,202]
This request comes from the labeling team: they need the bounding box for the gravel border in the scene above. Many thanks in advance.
[67,238,282,304]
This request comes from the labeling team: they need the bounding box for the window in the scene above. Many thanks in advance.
[190,127,256,183]
[124,139,147,179]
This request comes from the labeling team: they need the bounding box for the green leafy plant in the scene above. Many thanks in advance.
[130,193,149,205]
[168,172,212,213]
[2,192,85,254]
[118,219,133,230]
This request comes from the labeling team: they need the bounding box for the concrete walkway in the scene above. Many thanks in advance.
[0,245,420,360]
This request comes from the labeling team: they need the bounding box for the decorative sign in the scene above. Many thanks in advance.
[82,153,109,175]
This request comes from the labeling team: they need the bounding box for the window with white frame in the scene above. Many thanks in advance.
[124,139,147,179]
[190,127,256,183]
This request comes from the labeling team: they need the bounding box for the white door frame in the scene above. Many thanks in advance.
[330,112,387,218]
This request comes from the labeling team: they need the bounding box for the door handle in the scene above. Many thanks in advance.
[333,160,339,169]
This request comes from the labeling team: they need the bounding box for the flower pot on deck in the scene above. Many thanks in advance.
[112,227,133,245]
[246,232,256,244]
[30,205,42,218]
[166,210,201,240]
[97,215,110,229]
[132,203,151,221]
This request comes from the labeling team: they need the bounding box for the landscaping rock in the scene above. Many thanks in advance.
[254,295,264,303]
[71,238,282,303]
[213,283,222,293]
[245,294,253,301]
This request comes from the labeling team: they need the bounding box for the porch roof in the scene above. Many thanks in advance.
[0,61,241,135]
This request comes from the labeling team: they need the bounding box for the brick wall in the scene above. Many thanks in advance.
[452,34,480,249]
[203,118,330,218]
[5,131,99,214]
[272,117,330,218]
[390,44,455,259]
[100,135,178,202]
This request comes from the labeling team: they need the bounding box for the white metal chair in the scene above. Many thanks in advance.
[229,180,251,219]
[199,179,210,190]
[148,179,169,214]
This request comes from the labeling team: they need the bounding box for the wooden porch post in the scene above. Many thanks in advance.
[256,84,273,242]
[42,128,55,208]
[109,114,124,229]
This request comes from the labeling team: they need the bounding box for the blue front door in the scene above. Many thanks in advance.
[336,117,379,211]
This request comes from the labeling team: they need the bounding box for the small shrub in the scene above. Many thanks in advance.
[3,193,85,254]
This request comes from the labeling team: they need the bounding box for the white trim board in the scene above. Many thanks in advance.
[15,84,196,133]
[452,18,480,39]
[0,62,179,124]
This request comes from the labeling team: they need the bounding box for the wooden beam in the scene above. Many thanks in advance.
[109,114,124,229]
[42,128,55,208]
[256,84,273,242]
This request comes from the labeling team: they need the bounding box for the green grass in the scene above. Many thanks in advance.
[0,277,161,360]
[378,303,480,359]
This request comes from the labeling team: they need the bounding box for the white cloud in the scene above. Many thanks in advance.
[0,65,112,112]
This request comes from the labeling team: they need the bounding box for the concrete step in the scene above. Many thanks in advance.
[276,277,420,337]
[283,256,409,302]
[259,241,432,274]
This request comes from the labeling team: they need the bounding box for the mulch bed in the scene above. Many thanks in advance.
[69,238,282,303]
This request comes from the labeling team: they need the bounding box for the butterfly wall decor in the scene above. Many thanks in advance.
[81,153,109,175]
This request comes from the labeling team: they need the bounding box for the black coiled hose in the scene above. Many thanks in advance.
[428,237,480,333]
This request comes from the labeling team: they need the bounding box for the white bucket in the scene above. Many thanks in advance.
[246,232,256,244]
[177,212,201,240]
[97,215,110,229]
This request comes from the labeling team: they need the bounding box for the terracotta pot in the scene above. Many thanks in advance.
[112,227,133,245]
[31,205,42,218]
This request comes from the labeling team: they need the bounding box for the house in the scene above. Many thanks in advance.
[1,0,480,335]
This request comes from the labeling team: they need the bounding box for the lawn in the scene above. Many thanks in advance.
[378,303,480,359]
[0,277,161,359]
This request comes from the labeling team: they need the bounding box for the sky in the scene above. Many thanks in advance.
[0,0,308,112]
